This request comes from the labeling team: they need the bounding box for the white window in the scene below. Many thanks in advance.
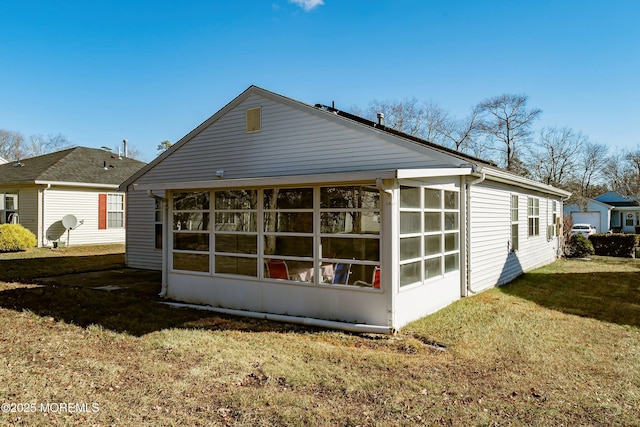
[399,186,459,287]
[528,197,539,237]
[107,194,124,228]
[511,195,519,251]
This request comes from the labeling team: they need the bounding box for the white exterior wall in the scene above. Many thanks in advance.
[468,180,562,292]
[125,190,163,270]
[166,273,390,326]
[135,95,452,186]
[392,177,464,328]
[43,187,126,247]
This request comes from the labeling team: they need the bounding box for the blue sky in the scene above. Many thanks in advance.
[1,0,638,162]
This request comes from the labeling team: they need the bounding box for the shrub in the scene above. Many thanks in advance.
[567,233,595,258]
[0,224,37,252]
[589,234,637,258]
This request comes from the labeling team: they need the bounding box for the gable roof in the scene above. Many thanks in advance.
[594,191,640,207]
[0,146,146,187]
[121,85,569,198]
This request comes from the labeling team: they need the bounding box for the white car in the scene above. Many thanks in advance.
[570,223,597,237]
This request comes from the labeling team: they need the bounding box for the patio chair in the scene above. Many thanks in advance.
[265,260,290,280]
[332,263,352,284]
[354,266,380,288]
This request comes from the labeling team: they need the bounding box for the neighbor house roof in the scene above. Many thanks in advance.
[594,191,640,208]
[0,146,146,187]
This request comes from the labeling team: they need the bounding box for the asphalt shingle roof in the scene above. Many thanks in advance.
[0,147,146,186]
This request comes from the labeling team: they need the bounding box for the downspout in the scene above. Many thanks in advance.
[147,190,168,297]
[41,183,51,247]
[164,302,396,334]
[465,167,485,296]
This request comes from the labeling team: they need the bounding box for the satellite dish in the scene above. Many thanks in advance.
[62,214,78,230]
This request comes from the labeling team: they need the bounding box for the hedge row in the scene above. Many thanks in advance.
[589,234,640,258]
[0,224,37,252]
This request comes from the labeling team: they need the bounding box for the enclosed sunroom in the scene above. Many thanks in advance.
[122,86,568,333]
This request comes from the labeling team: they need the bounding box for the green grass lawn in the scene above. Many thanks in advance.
[0,248,639,426]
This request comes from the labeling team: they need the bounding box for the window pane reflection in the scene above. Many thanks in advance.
[215,234,257,254]
[321,186,379,209]
[264,236,313,257]
[264,212,313,233]
[400,262,421,287]
[321,212,380,234]
[321,237,380,261]
[264,188,313,209]
[173,253,209,272]
[173,233,209,251]
[400,186,421,208]
[400,237,421,261]
[215,256,257,276]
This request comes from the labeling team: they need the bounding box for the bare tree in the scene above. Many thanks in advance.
[476,94,542,172]
[578,141,609,197]
[0,129,25,160]
[529,127,582,187]
[439,105,482,153]
[605,147,640,201]
[25,133,72,157]
[366,98,427,138]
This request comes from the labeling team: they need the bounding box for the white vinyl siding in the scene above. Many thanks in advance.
[135,95,454,186]
[44,188,126,246]
[125,191,163,270]
[468,182,561,290]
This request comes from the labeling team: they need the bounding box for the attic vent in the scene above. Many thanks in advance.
[246,107,261,133]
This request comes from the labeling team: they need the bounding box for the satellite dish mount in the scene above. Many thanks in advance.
[62,214,80,247]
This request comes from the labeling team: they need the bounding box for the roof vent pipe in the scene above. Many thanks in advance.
[377,112,384,125]
[123,139,128,158]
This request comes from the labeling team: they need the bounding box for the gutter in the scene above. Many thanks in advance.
[163,302,396,334]
[34,180,120,190]
[465,167,486,296]
[147,190,169,297]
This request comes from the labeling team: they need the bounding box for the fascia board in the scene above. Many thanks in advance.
[35,180,120,190]
[132,170,400,191]
[483,168,572,198]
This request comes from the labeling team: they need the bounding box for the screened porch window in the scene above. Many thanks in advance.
[168,185,382,288]
[172,191,210,272]
[214,190,258,277]
[399,186,459,288]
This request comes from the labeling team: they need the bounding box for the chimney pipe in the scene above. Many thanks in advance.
[377,112,384,125]
[123,139,128,157]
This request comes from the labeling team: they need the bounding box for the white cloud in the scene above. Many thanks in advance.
[289,0,324,12]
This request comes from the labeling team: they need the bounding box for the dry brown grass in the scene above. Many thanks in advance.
[0,249,639,426]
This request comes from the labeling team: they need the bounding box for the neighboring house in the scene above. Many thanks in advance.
[564,191,640,234]
[0,147,146,247]
[563,198,613,234]
[121,86,570,333]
